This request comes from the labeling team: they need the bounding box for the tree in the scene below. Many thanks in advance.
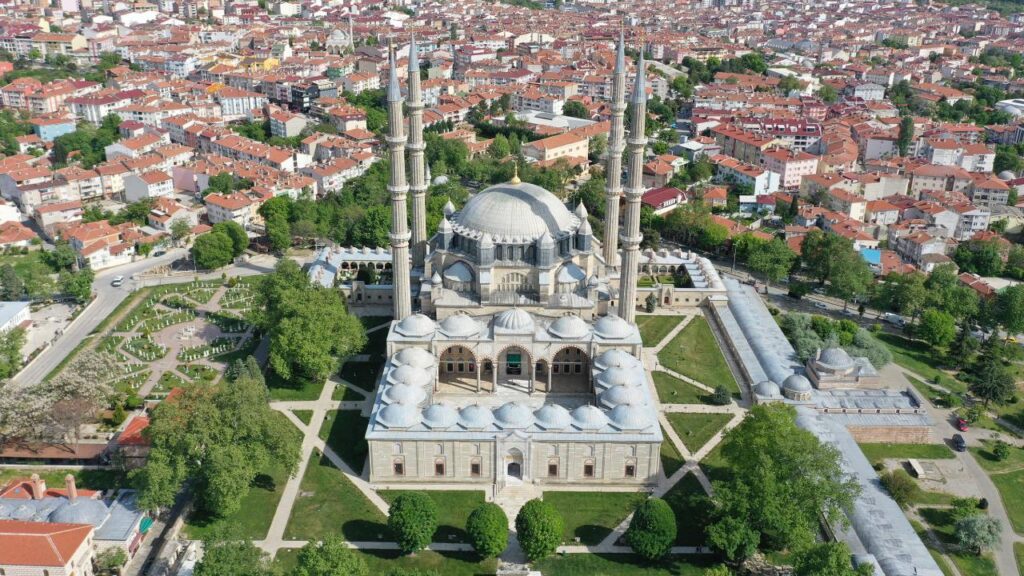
[879,469,918,508]
[777,75,801,94]
[0,327,25,379]
[625,498,677,560]
[191,231,234,270]
[993,440,1011,462]
[212,221,248,257]
[897,116,914,157]
[0,264,23,300]
[488,134,511,158]
[515,498,564,561]
[968,355,1015,406]
[170,219,192,246]
[955,514,1001,555]
[746,238,796,286]
[706,404,859,559]
[387,492,439,554]
[794,541,873,576]
[58,268,94,302]
[948,325,981,369]
[195,538,272,576]
[917,309,957,349]
[44,241,78,271]
[563,100,589,119]
[711,385,732,405]
[94,547,128,573]
[996,285,1024,335]
[466,502,509,558]
[817,83,839,103]
[294,535,368,576]
[873,272,928,317]
[267,287,366,383]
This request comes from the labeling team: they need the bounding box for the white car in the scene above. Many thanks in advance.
[111,276,125,287]
[814,301,828,310]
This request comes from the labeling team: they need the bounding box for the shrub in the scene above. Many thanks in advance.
[625,498,677,560]
[710,385,732,405]
[993,440,1011,462]
[466,502,508,558]
[879,469,918,508]
[515,498,564,561]
[387,492,438,554]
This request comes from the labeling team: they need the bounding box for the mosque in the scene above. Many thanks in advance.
[359,34,726,488]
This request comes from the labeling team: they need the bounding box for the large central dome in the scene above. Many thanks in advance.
[452,181,579,242]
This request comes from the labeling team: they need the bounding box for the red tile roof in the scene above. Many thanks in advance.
[0,520,92,568]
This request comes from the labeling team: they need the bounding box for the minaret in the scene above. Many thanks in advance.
[407,36,428,269]
[602,28,627,269]
[617,50,647,323]
[347,16,354,52]
[387,43,412,320]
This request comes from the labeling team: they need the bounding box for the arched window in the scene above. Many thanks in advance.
[586,445,595,457]
[583,459,595,478]
[435,443,444,455]
[624,459,637,478]
[392,443,402,455]
[434,458,446,476]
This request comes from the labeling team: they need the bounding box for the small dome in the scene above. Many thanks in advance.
[383,383,426,405]
[421,403,458,429]
[575,202,588,219]
[378,403,419,428]
[494,308,535,332]
[48,499,108,526]
[609,403,649,430]
[538,231,555,247]
[438,314,480,338]
[548,315,589,339]
[494,402,534,429]
[783,374,813,400]
[571,404,609,430]
[459,404,494,429]
[393,347,436,370]
[533,404,571,430]
[431,271,442,285]
[595,366,644,389]
[394,313,436,338]
[998,170,1016,181]
[578,218,593,236]
[599,384,645,408]
[434,175,451,186]
[594,315,633,339]
[442,198,456,215]
[438,216,453,233]
[594,349,640,370]
[387,365,431,387]
[818,347,854,369]
[587,274,600,288]
[754,380,781,397]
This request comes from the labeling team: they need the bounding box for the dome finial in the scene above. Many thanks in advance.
[509,163,521,184]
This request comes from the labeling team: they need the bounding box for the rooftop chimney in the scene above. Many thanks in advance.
[65,474,77,503]
[29,473,45,500]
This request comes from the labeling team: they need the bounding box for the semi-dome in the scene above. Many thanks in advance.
[459,404,494,429]
[754,380,781,397]
[48,499,108,526]
[533,404,571,430]
[422,403,458,429]
[438,314,480,338]
[494,402,534,428]
[452,181,578,242]
[599,384,645,407]
[594,314,633,339]
[377,403,419,428]
[443,261,474,282]
[595,366,644,389]
[818,347,854,370]
[548,314,589,339]
[393,347,436,370]
[387,365,431,387]
[556,262,586,283]
[609,403,649,430]
[394,313,436,338]
[494,308,535,332]
[383,383,426,405]
[593,349,640,370]
[571,404,609,430]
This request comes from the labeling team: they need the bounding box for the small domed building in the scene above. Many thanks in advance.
[806,347,881,389]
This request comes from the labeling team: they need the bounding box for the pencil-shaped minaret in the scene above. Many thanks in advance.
[617,50,647,323]
[407,36,428,269]
[387,43,412,320]
[602,29,627,268]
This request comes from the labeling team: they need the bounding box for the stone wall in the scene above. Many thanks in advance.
[847,425,933,444]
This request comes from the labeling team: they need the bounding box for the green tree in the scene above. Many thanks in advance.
[746,238,796,286]
[817,83,839,103]
[996,284,1024,335]
[777,75,801,93]
[45,241,78,271]
[968,354,1015,406]
[94,547,128,573]
[563,100,589,118]
[212,221,249,257]
[294,535,368,576]
[191,231,235,269]
[707,404,859,559]
[993,440,1011,461]
[955,514,1002,555]
[466,502,509,558]
[625,498,677,560]
[873,271,928,317]
[879,469,918,508]
[351,205,391,247]
[488,134,511,158]
[387,492,439,554]
[267,288,366,383]
[195,539,272,576]
[170,219,192,246]
[0,264,24,300]
[917,309,957,349]
[0,327,26,379]
[793,541,873,576]
[58,268,94,302]
[951,497,981,522]
[515,499,564,561]
[897,116,914,157]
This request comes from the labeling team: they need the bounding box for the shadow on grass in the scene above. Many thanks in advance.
[321,411,369,474]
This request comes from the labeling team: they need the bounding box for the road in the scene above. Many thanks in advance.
[957,448,1021,576]
[647,60,687,81]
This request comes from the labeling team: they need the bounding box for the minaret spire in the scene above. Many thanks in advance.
[387,41,412,320]
[407,35,428,269]
[617,47,647,323]
[602,26,627,269]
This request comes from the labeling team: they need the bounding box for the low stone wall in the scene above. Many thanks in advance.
[847,425,933,444]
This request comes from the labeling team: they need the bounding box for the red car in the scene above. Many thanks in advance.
[956,418,969,432]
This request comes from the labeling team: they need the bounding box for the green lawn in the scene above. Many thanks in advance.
[1015,542,1024,575]
[339,361,380,391]
[533,554,719,575]
[877,333,967,394]
[653,372,710,404]
[0,469,123,492]
[285,451,389,542]
[665,412,733,454]
[318,410,370,473]
[273,548,498,576]
[332,383,365,401]
[656,316,738,393]
[266,369,325,401]
[662,473,711,546]
[987,469,1024,533]
[183,459,290,541]
[699,442,730,484]
[362,328,389,363]
[660,425,686,478]
[858,443,954,464]
[918,507,999,576]
[378,490,486,543]
[358,316,392,330]
[971,439,1024,474]
[543,491,647,545]
[635,315,684,347]
[293,410,313,426]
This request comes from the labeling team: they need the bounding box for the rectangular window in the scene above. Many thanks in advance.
[548,463,558,477]
[435,462,445,476]
[625,464,636,478]
[457,362,464,372]
[583,463,594,478]
[393,462,404,476]
[574,364,581,374]
[471,462,481,477]
[447,362,454,372]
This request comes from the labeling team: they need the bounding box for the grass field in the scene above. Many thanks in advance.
[661,425,686,478]
[339,361,380,391]
[877,333,967,394]
[988,469,1024,534]
[285,451,389,542]
[661,473,711,546]
[265,369,325,402]
[274,548,498,576]
[292,410,313,426]
[858,442,954,464]
[635,315,684,347]
[318,410,370,473]
[332,383,365,401]
[918,507,999,576]
[184,460,291,541]
[1016,542,1024,575]
[533,554,719,575]
[971,439,1024,474]
[665,412,733,453]
[543,491,648,545]
[378,490,486,543]
[653,371,710,404]
[657,316,738,393]
[0,469,123,492]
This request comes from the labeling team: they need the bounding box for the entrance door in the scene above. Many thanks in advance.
[507,461,522,479]
[506,353,522,375]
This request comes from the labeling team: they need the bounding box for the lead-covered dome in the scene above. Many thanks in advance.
[609,403,649,430]
[494,402,533,429]
[818,347,854,370]
[754,380,781,397]
[393,347,436,370]
[438,314,481,338]
[783,373,813,401]
[383,383,426,405]
[452,181,579,242]
[494,308,535,332]
[533,404,571,430]
[594,349,640,370]
[600,384,645,408]
[459,404,494,429]
[378,403,419,428]
[387,365,431,387]
[548,314,589,339]
[571,404,609,430]
[422,403,458,429]
[594,315,633,340]
[394,313,436,338]
[48,499,108,526]
[595,366,645,389]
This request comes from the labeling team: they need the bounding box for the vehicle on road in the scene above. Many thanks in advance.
[813,287,826,295]
[814,301,828,310]
[111,276,125,287]
[956,418,969,432]
[952,433,967,452]
[883,312,907,327]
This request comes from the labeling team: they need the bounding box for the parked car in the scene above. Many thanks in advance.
[952,434,967,452]
[883,312,907,327]
[956,418,969,432]
[111,276,125,287]
[814,301,828,310]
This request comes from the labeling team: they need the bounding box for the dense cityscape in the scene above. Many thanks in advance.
[0,0,1023,574]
